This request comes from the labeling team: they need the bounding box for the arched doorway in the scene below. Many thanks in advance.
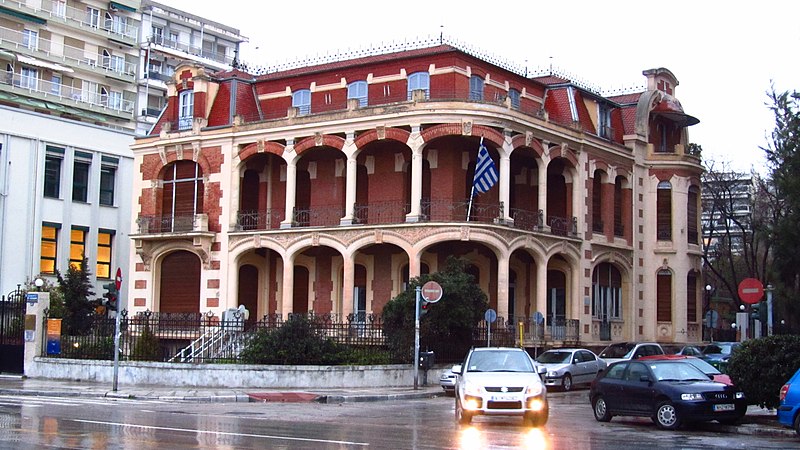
[159,250,200,314]
[237,264,259,325]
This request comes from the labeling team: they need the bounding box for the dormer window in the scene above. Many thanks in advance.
[347,81,368,107]
[178,90,194,130]
[407,72,429,100]
[508,89,521,110]
[469,75,484,101]
[292,89,311,116]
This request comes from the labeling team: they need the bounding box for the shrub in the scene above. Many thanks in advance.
[132,323,162,361]
[242,315,354,365]
[727,334,800,409]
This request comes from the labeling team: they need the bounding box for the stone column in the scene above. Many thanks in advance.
[496,255,510,320]
[535,261,548,319]
[341,255,354,318]
[281,162,297,229]
[406,146,423,222]
[341,155,358,225]
[499,154,511,223]
[537,161,548,227]
[281,254,294,317]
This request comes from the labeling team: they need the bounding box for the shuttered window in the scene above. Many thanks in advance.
[161,161,203,232]
[687,186,699,244]
[614,176,624,236]
[159,250,200,313]
[686,272,698,323]
[657,181,672,240]
[592,173,602,233]
[657,269,672,322]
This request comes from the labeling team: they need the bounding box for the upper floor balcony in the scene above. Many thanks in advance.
[1,0,140,45]
[0,68,134,118]
[0,25,136,82]
[144,34,235,68]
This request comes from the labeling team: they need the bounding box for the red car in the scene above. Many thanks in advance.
[638,354,732,385]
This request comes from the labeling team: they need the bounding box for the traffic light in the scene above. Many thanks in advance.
[750,303,766,322]
[419,300,430,317]
[102,281,118,311]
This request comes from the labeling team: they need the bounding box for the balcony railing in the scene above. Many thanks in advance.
[354,201,409,225]
[293,205,344,228]
[421,199,503,224]
[137,214,199,233]
[0,69,134,114]
[35,0,140,41]
[235,209,283,231]
[146,34,235,66]
[0,25,136,78]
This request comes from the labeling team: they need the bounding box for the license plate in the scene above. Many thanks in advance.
[490,395,516,402]
[713,404,735,412]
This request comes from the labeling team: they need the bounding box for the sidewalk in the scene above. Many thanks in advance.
[0,375,794,438]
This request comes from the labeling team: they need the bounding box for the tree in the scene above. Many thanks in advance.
[21,276,65,318]
[728,335,800,409]
[762,88,800,328]
[56,256,96,335]
[382,256,490,363]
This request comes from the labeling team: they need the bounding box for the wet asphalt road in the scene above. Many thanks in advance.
[0,391,797,449]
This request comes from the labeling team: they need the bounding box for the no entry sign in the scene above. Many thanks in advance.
[738,278,764,304]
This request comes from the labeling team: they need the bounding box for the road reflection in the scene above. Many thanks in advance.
[457,424,550,450]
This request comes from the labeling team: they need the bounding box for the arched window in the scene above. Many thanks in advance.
[469,75,484,101]
[178,89,194,129]
[657,269,672,322]
[407,72,429,100]
[657,180,672,241]
[687,185,699,244]
[292,89,311,115]
[161,160,203,232]
[347,80,368,107]
[508,88,521,110]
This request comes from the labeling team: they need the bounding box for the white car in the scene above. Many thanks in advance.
[439,367,458,395]
[453,347,549,427]
[535,348,606,391]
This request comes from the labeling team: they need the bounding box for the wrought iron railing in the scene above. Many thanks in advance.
[235,209,283,231]
[293,205,344,227]
[353,201,409,225]
[421,199,502,223]
[137,214,197,233]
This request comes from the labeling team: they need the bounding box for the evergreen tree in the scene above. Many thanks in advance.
[56,256,96,335]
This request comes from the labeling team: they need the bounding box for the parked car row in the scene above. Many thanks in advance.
[442,341,749,431]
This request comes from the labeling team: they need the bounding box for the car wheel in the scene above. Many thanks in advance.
[655,401,681,430]
[793,413,800,435]
[455,398,472,425]
[593,396,612,422]
[562,374,573,392]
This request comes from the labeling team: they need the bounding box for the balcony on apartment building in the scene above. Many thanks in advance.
[144,34,235,70]
[0,25,136,82]
[2,0,139,45]
[0,68,134,118]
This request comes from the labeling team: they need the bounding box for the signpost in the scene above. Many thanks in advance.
[112,267,122,391]
[485,308,497,346]
[414,281,443,390]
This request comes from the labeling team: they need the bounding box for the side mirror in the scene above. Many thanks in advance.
[537,366,547,376]
[573,358,579,364]
[639,375,651,383]
[452,364,462,375]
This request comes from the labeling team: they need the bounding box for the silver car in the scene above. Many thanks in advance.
[536,348,607,391]
[439,367,458,395]
[453,347,549,427]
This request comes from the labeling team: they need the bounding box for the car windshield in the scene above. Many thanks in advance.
[685,358,720,375]
[599,343,635,359]
[537,351,572,364]
[703,343,737,355]
[467,350,534,373]
[649,361,709,381]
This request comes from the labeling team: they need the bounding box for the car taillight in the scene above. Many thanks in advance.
[780,384,790,402]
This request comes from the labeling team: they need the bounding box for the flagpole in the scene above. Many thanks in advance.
[467,137,484,221]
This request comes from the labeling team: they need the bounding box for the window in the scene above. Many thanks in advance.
[50,74,61,95]
[107,13,128,35]
[599,104,613,139]
[110,55,126,73]
[592,171,603,233]
[614,176,624,236]
[72,151,91,203]
[592,263,622,320]
[22,29,38,51]
[469,75,484,101]
[292,89,311,116]
[161,161,204,232]
[44,146,64,198]
[169,32,179,46]
[686,272,698,323]
[53,0,66,18]
[96,230,113,279]
[40,223,59,274]
[69,227,87,269]
[407,72,429,100]
[347,81,368,107]
[151,25,164,44]
[508,88,521,110]
[657,269,672,322]
[82,80,98,103]
[687,186,699,244]
[86,7,101,28]
[108,91,123,110]
[20,67,37,90]
[656,180,672,240]
[99,156,117,206]
[178,90,194,129]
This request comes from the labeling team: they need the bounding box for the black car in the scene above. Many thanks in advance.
[589,360,747,430]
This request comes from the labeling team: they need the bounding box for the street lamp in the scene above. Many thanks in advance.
[34,277,44,291]
[704,284,713,340]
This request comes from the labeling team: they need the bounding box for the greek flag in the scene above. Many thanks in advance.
[472,141,498,195]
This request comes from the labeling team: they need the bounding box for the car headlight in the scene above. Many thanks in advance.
[526,383,544,396]
[681,393,704,401]
[547,371,557,377]
[463,380,483,396]
[735,392,745,399]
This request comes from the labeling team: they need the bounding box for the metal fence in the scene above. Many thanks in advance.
[40,310,581,365]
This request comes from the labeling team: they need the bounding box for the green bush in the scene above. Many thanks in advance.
[132,324,162,361]
[242,316,361,365]
[728,335,800,409]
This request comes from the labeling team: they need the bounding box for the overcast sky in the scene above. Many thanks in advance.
[162,0,799,174]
